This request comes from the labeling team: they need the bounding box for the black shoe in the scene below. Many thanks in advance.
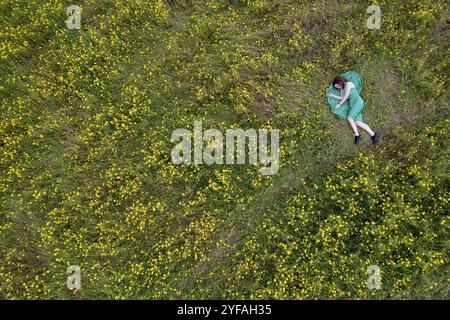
[371,132,379,144]
[354,135,362,145]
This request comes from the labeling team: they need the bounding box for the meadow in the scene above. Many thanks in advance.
[0,0,448,299]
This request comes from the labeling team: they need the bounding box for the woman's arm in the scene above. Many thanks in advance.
[326,93,343,99]
[335,83,352,108]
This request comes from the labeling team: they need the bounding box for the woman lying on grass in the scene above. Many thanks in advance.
[326,70,379,145]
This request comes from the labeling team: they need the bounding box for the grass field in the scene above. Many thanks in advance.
[0,0,449,299]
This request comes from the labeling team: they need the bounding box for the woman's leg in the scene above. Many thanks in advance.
[347,117,360,136]
[355,120,375,136]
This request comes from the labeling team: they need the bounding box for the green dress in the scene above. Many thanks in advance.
[326,70,365,122]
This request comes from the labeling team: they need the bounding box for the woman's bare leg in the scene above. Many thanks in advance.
[347,117,360,136]
[355,120,375,136]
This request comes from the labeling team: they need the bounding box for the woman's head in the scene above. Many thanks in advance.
[332,76,346,89]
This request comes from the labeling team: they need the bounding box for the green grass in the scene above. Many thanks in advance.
[0,0,448,299]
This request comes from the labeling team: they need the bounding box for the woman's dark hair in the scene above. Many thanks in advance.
[332,76,346,88]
